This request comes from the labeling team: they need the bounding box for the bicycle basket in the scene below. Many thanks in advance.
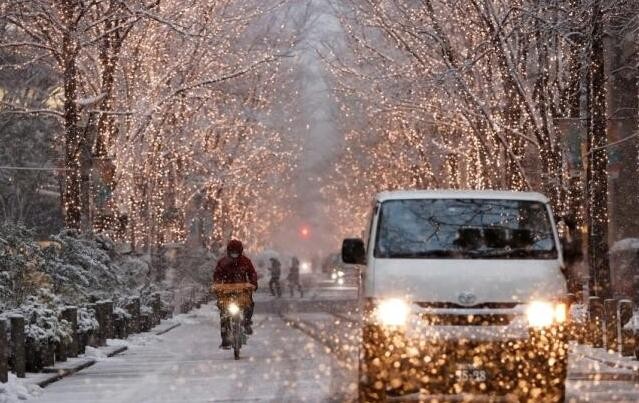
[212,283,254,307]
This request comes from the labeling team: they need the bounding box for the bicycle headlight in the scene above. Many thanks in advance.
[526,301,567,328]
[375,298,410,327]
[228,302,240,315]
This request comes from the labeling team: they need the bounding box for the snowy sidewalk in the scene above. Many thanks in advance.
[572,343,639,374]
[28,303,354,403]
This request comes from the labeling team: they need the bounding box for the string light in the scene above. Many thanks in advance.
[1,0,300,251]
[319,0,617,241]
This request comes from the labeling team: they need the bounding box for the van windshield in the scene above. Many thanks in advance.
[374,199,557,259]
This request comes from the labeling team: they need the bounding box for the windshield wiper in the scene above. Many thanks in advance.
[389,250,459,258]
[470,248,554,258]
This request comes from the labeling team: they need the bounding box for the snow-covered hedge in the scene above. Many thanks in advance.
[42,229,127,302]
[0,224,50,310]
[17,296,73,345]
[113,306,131,321]
[77,306,99,333]
[0,225,164,344]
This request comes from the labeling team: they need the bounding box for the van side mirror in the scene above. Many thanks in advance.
[342,238,366,265]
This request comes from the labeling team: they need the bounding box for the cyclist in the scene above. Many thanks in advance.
[213,239,258,348]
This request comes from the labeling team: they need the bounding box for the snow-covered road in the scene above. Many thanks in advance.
[30,303,353,403]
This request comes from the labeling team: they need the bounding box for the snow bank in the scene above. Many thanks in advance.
[611,238,639,253]
[107,338,129,347]
[0,374,41,402]
[84,346,108,361]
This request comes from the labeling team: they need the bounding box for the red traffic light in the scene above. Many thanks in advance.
[300,225,311,240]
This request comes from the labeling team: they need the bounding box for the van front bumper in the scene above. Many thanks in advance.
[360,323,568,396]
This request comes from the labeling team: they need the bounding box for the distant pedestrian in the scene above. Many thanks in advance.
[287,257,304,298]
[269,257,282,297]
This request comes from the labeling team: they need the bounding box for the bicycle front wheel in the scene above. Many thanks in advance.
[232,317,243,360]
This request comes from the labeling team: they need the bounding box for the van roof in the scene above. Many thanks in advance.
[376,189,549,203]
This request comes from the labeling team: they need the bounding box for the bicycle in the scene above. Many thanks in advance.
[212,283,255,360]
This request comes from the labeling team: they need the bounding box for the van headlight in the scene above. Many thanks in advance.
[375,298,410,327]
[526,301,567,328]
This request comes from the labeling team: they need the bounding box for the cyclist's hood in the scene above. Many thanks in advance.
[227,239,243,255]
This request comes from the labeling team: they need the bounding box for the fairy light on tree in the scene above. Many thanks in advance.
[318,0,636,253]
[1,0,305,251]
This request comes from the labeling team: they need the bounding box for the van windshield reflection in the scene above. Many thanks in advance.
[374,199,557,260]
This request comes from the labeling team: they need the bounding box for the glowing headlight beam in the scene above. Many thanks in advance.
[375,298,410,327]
[554,303,567,323]
[526,301,567,328]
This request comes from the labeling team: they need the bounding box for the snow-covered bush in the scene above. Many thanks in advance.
[114,254,151,292]
[40,230,156,304]
[113,307,131,321]
[18,296,72,345]
[77,306,99,334]
[41,229,124,302]
[0,224,51,309]
[1,224,173,325]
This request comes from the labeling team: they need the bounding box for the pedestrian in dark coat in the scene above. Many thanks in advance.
[287,257,303,298]
[268,257,282,297]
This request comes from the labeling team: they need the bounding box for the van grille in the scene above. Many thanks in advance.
[419,313,513,326]
[415,302,519,309]
[415,301,518,326]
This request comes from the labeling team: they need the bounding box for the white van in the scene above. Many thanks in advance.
[342,190,569,402]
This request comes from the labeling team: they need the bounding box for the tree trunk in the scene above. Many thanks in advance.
[588,0,611,298]
[61,1,82,229]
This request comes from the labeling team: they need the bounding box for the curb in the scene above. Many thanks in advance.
[155,322,181,336]
[279,313,353,364]
[37,358,98,388]
[34,345,129,388]
[569,371,639,382]
[572,344,639,372]
[106,345,128,357]
[28,320,182,389]
[581,353,639,373]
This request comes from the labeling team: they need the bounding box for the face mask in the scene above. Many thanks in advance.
[230,252,240,259]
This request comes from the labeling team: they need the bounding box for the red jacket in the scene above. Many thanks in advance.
[213,255,258,290]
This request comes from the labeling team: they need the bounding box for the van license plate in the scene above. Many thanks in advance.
[455,364,487,382]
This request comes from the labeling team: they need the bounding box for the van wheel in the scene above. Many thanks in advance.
[359,325,386,402]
